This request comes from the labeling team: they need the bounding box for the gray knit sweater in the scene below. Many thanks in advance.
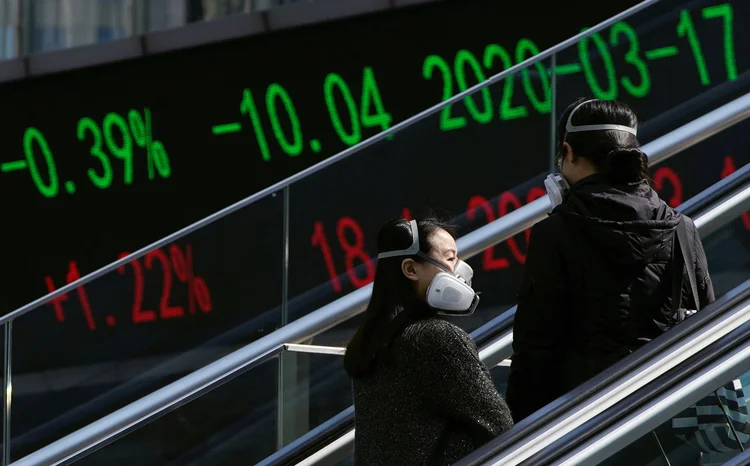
[352,318,514,465]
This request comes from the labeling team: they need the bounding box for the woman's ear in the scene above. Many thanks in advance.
[401,258,419,282]
[562,142,575,164]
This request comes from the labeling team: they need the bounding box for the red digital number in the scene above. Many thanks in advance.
[526,186,548,243]
[44,261,96,330]
[66,261,97,330]
[311,218,375,292]
[653,166,683,208]
[44,276,68,323]
[720,156,750,231]
[337,217,376,288]
[118,252,157,324]
[145,249,185,320]
[311,221,343,292]
[46,244,211,331]
[170,244,213,314]
[467,195,510,270]
[466,186,543,271]
[499,192,526,265]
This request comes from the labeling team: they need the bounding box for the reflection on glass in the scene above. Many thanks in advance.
[184,0,306,22]
[20,0,311,56]
[185,0,248,22]
[10,192,284,461]
[28,0,132,54]
[489,362,511,398]
[278,350,350,447]
[77,355,279,465]
[600,369,750,466]
[703,217,750,297]
[0,0,18,59]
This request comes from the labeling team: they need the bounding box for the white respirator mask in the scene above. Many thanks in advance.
[378,220,480,316]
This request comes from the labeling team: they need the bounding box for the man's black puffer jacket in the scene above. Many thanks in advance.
[506,174,715,421]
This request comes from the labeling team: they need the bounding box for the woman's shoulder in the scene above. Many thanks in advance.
[398,318,476,354]
[402,317,467,338]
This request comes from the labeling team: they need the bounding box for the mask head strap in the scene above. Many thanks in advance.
[377,220,454,273]
[378,220,420,259]
[564,99,638,138]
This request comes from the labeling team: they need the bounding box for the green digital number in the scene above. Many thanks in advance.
[483,44,528,120]
[267,83,303,156]
[102,112,134,184]
[422,54,467,131]
[454,49,493,124]
[515,39,551,114]
[609,22,651,98]
[23,127,59,198]
[702,4,737,81]
[240,88,272,162]
[578,28,618,100]
[677,10,711,86]
[324,73,363,146]
[77,117,113,189]
[360,66,393,133]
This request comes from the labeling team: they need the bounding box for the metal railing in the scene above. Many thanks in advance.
[500,295,750,465]
[264,166,750,466]
[459,275,750,465]
[13,89,750,466]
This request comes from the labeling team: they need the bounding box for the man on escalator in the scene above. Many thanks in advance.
[506,99,714,463]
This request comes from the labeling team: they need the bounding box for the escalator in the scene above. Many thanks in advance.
[458,267,750,465]
[257,156,750,466]
[7,0,750,463]
[518,298,750,466]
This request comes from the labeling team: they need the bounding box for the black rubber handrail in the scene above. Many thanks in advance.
[457,277,750,465]
[524,292,750,466]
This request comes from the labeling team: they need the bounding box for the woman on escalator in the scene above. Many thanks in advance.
[344,217,513,465]
[506,98,715,464]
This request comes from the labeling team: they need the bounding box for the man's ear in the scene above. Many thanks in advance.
[562,141,576,164]
[401,258,419,282]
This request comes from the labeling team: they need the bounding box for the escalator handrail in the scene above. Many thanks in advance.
[5,0,661,324]
[522,300,750,466]
[264,175,750,466]
[257,407,355,466]
[679,160,750,216]
[13,91,750,466]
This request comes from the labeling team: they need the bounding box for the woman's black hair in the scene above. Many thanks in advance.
[344,216,456,379]
[558,98,648,184]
